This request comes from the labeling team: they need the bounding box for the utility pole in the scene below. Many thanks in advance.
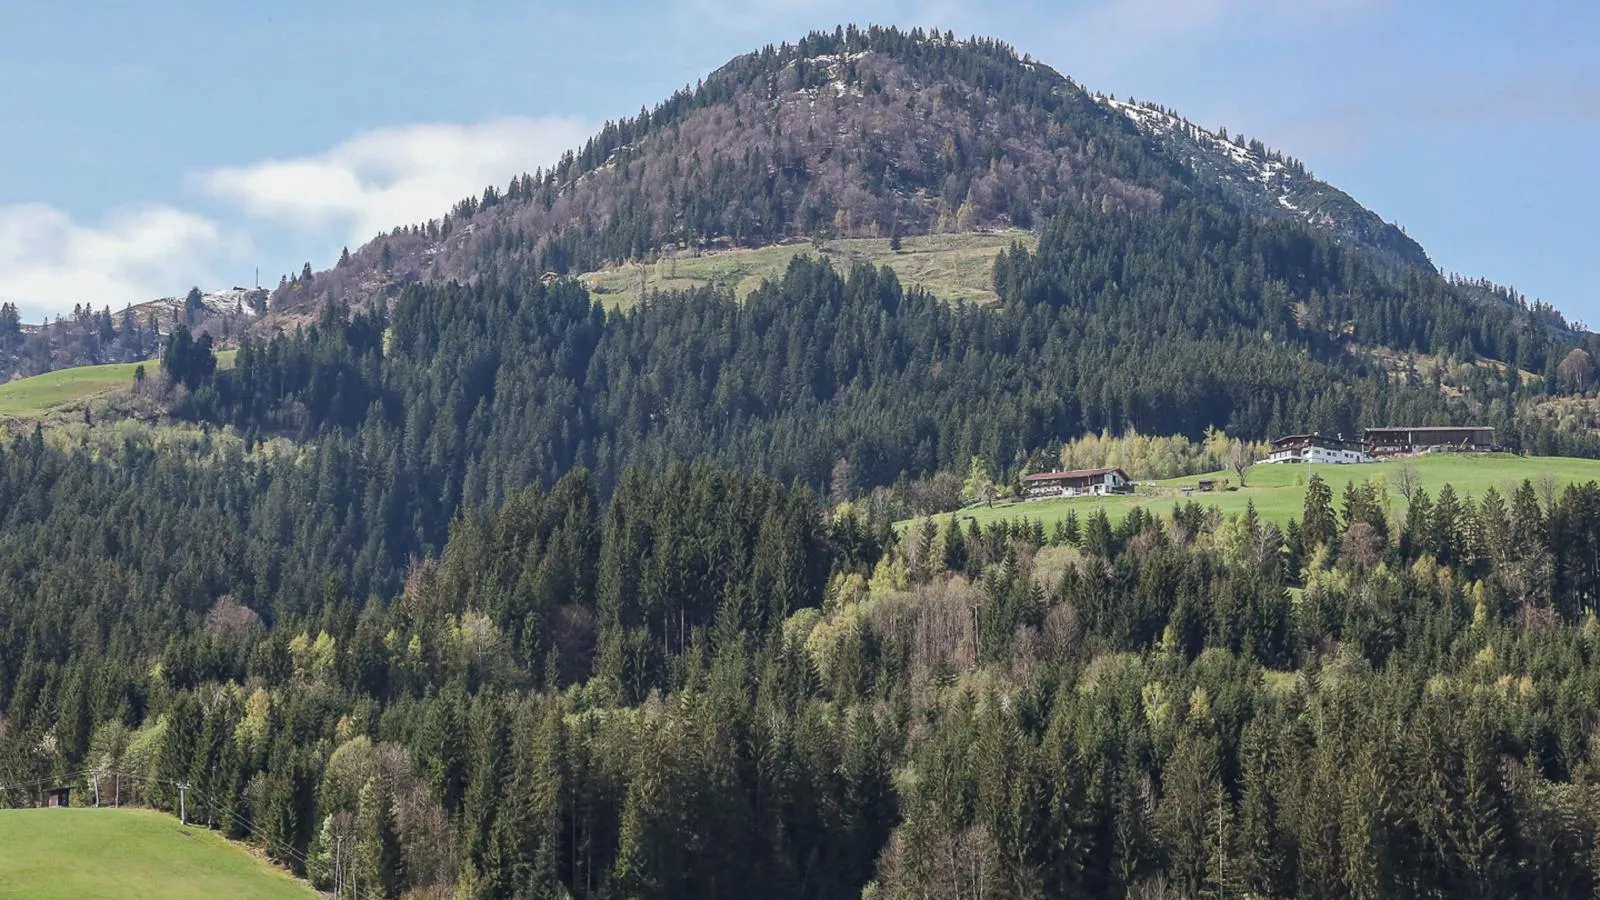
[177,781,190,826]
[90,769,101,807]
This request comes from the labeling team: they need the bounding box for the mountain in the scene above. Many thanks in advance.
[188,28,1600,516]
[15,26,1600,900]
[272,26,1442,318]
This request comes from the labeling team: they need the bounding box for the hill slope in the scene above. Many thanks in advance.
[0,350,237,422]
[1098,96,1431,272]
[579,229,1032,309]
[273,26,1481,323]
[0,808,315,900]
[1,287,262,387]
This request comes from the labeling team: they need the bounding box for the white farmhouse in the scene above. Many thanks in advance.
[1263,433,1371,465]
[1021,467,1133,500]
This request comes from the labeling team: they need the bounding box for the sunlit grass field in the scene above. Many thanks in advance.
[909,453,1600,531]
[0,807,314,900]
[0,350,237,419]
[579,230,1035,309]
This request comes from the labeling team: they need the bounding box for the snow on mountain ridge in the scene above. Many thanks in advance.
[1096,95,1435,273]
[1100,97,1301,215]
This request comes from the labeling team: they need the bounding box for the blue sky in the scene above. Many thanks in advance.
[1,0,1594,324]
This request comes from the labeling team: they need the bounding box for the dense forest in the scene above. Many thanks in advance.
[216,195,1600,568]
[4,202,1600,896]
[10,410,1600,897]
[9,22,1600,900]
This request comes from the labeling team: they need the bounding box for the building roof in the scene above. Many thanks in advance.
[1365,425,1493,434]
[1022,467,1126,483]
[1270,433,1364,449]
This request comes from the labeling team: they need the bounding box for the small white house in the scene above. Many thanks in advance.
[1263,433,1371,465]
[1021,467,1132,500]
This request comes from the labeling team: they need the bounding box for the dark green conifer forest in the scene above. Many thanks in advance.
[7,24,1600,900]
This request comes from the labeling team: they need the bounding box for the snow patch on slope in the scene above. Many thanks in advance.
[143,286,267,323]
[1100,97,1305,216]
[1095,95,1435,273]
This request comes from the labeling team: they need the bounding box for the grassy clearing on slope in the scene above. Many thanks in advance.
[579,230,1036,310]
[912,454,1600,532]
[0,350,237,419]
[0,808,314,900]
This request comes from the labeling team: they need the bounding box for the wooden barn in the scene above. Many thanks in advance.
[1365,426,1495,456]
[1022,467,1132,500]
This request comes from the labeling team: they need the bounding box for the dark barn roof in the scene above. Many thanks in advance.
[1270,433,1365,451]
[1022,467,1126,483]
[1365,426,1493,435]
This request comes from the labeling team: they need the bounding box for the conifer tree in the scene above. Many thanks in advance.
[356,778,405,899]
[1302,473,1336,551]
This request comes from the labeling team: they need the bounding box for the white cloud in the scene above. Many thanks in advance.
[196,116,593,246]
[0,203,248,321]
[0,116,593,320]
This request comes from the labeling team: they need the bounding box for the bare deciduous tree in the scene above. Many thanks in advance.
[1539,471,1560,513]
[1226,443,1253,487]
[1338,522,1384,571]
[1557,347,1594,393]
[1393,462,1421,505]
[203,595,262,638]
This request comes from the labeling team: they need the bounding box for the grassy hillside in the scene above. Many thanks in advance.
[0,808,314,900]
[0,350,237,419]
[913,454,1600,531]
[579,230,1034,309]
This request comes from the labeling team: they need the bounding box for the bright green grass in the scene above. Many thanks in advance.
[911,454,1600,532]
[0,807,314,899]
[0,350,237,418]
[579,230,1036,309]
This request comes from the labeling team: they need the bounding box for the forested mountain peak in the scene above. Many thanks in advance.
[267,25,1438,319]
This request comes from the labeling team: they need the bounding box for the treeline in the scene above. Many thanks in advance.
[0,289,263,384]
[0,301,164,380]
[12,416,1600,895]
[1051,427,1267,482]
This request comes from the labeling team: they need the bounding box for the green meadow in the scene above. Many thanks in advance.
[0,807,314,900]
[0,350,237,419]
[913,453,1600,531]
[579,230,1035,309]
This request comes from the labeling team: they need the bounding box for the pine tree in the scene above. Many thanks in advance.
[1302,473,1336,551]
[912,517,938,582]
[1064,508,1081,546]
[356,777,405,899]
[941,515,967,573]
[1083,509,1114,558]
[1433,483,1463,565]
